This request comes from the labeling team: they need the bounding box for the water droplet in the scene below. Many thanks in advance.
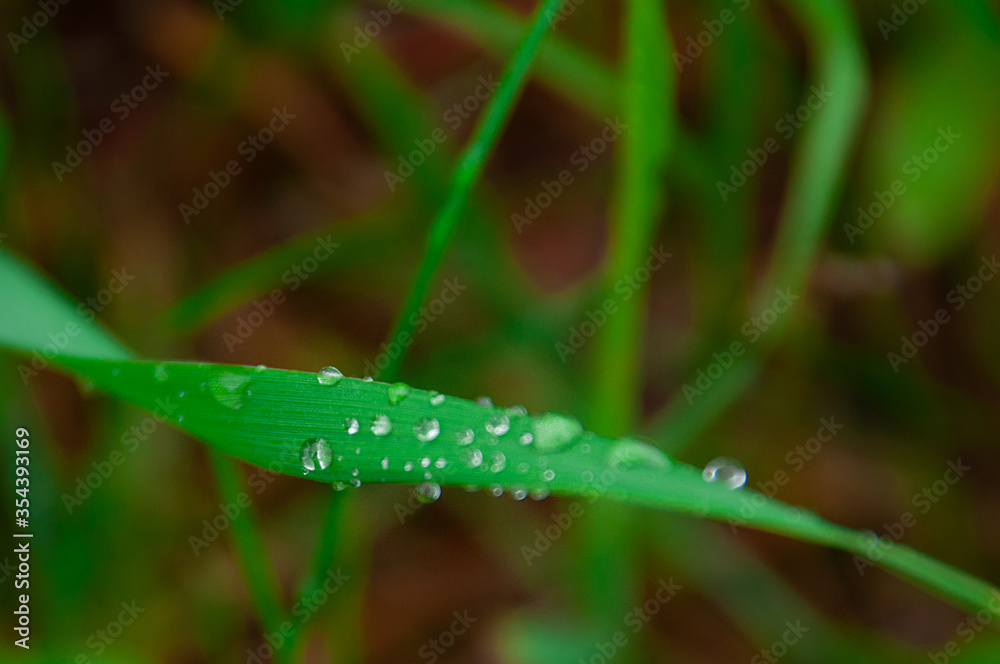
[542,469,555,482]
[381,456,390,470]
[332,481,348,491]
[349,478,362,488]
[370,414,392,437]
[420,457,431,468]
[300,438,333,474]
[209,371,252,410]
[518,432,534,446]
[607,438,670,471]
[388,382,410,405]
[154,364,169,382]
[456,429,475,446]
[317,366,344,386]
[485,414,510,436]
[475,396,493,408]
[434,458,447,469]
[530,488,549,501]
[580,443,591,454]
[429,391,446,406]
[362,376,374,382]
[403,461,414,472]
[414,418,440,443]
[415,482,441,503]
[517,462,530,474]
[532,412,584,452]
[582,471,594,483]
[462,448,483,469]
[351,467,359,476]
[490,451,507,473]
[702,457,747,490]
[344,417,360,435]
[512,488,527,501]
[506,405,528,416]
[490,485,503,497]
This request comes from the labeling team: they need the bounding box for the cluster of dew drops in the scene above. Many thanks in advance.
[276,365,748,504]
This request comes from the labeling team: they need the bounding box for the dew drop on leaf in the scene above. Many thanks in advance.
[300,438,333,474]
[512,488,527,501]
[486,414,510,436]
[415,482,441,504]
[414,418,440,443]
[344,417,360,435]
[702,457,747,489]
[531,412,584,452]
[317,366,344,386]
[388,382,410,405]
[542,469,555,482]
[209,371,252,410]
[153,364,168,382]
[429,391,446,406]
[490,451,507,473]
[370,414,393,436]
[462,448,483,469]
[607,438,670,470]
[519,432,534,446]
[456,429,475,446]
[381,456,390,470]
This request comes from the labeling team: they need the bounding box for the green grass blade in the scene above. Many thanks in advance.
[379,0,569,381]
[207,448,288,662]
[408,0,618,117]
[3,250,999,626]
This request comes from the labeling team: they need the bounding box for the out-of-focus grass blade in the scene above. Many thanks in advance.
[380,0,570,381]
[651,0,869,452]
[409,0,618,117]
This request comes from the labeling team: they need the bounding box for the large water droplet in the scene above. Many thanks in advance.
[485,414,510,437]
[154,364,169,382]
[475,396,493,408]
[414,418,440,443]
[532,412,583,452]
[317,366,344,386]
[210,371,252,410]
[415,482,441,504]
[344,417,360,435]
[388,382,410,405]
[607,438,670,471]
[300,438,333,474]
[462,448,483,469]
[370,414,393,437]
[702,457,747,490]
[489,451,507,473]
[456,429,474,446]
